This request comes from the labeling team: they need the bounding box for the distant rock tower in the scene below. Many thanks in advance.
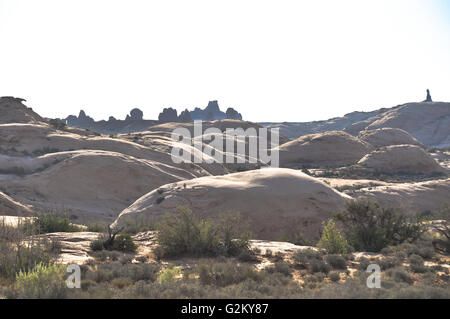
[424,89,433,102]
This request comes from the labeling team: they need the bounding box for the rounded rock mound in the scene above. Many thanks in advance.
[357,145,446,175]
[278,131,373,168]
[0,97,44,124]
[112,168,351,240]
[359,128,424,148]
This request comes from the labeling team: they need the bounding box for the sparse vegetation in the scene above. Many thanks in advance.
[154,207,251,259]
[432,204,450,254]
[29,213,81,234]
[334,200,428,252]
[13,263,67,299]
[317,219,349,254]
[89,227,137,253]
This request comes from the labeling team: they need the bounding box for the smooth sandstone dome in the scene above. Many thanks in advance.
[366,102,450,148]
[354,178,450,215]
[1,150,204,222]
[359,128,424,148]
[278,131,373,168]
[357,145,446,175]
[112,168,351,240]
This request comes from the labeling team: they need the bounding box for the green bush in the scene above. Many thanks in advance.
[292,248,324,269]
[90,233,137,253]
[0,241,51,280]
[31,213,81,234]
[326,254,347,269]
[111,234,137,252]
[432,204,450,254]
[334,200,427,252]
[409,254,427,273]
[266,261,292,277]
[329,271,341,282]
[158,265,182,285]
[155,207,250,259]
[317,219,349,254]
[14,263,67,298]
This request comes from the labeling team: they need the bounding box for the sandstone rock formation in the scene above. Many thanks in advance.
[0,96,44,124]
[357,145,446,175]
[0,150,210,222]
[0,191,33,216]
[262,101,450,148]
[158,107,179,123]
[112,168,351,240]
[277,131,373,168]
[359,128,424,148]
[66,109,157,134]
[365,102,450,148]
[226,107,243,120]
[354,178,450,215]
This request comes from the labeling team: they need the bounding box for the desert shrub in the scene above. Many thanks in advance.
[432,204,450,254]
[155,207,220,258]
[292,248,323,269]
[155,207,250,259]
[317,219,349,254]
[0,240,51,280]
[14,263,67,298]
[376,256,401,270]
[409,254,427,273]
[326,254,347,269]
[266,261,292,277]
[309,259,331,274]
[328,271,341,282]
[386,268,414,285]
[356,257,371,271]
[197,262,261,287]
[111,277,132,289]
[237,249,258,262]
[111,234,137,252]
[293,247,331,273]
[90,236,107,252]
[334,200,427,252]
[31,213,81,234]
[90,233,137,253]
[280,232,313,246]
[158,265,182,285]
[49,118,66,130]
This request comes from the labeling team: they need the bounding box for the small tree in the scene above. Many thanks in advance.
[334,200,427,252]
[432,204,450,254]
[317,219,348,254]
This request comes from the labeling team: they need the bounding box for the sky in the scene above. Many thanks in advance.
[0,0,450,122]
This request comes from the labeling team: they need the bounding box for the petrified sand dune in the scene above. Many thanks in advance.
[366,102,450,148]
[357,145,446,175]
[1,150,206,222]
[112,168,351,240]
[0,123,227,176]
[0,191,33,216]
[354,178,450,215]
[0,96,44,124]
[359,128,424,148]
[146,119,290,145]
[277,131,373,168]
[263,102,450,148]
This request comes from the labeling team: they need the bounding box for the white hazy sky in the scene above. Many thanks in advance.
[1,0,450,122]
